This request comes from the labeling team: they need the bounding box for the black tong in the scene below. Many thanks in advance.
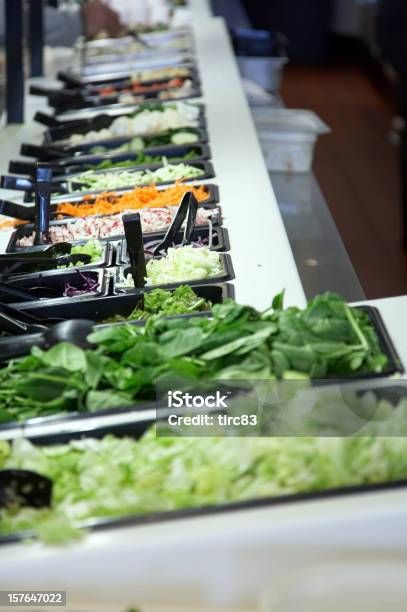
[34,164,52,246]
[152,191,198,256]
[0,470,53,510]
[0,303,48,335]
[123,213,147,288]
[0,241,92,277]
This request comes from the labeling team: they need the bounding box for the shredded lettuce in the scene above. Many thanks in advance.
[69,239,103,265]
[70,162,204,193]
[144,246,223,285]
[2,394,407,544]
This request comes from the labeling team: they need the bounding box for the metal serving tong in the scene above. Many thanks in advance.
[152,191,198,256]
[0,470,53,509]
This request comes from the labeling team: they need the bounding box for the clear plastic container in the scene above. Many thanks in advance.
[252,108,330,173]
[237,56,288,94]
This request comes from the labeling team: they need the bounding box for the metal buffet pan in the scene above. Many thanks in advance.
[9,143,211,177]
[72,52,195,78]
[77,31,193,59]
[1,381,407,545]
[0,182,220,223]
[78,31,194,64]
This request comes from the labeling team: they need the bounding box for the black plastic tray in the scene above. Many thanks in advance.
[48,81,202,112]
[57,62,197,88]
[10,143,211,177]
[0,267,110,308]
[113,252,235,293]
[2,381,407,546]
[6,228,115,260]
[21,127,209,161]
[0,182,219,223]
[18,283,235,327]
[2,160,215,200]
[338,305,404,380]
[0,304,402,437]
[117,226,231,263]
[42,102,206,143]
[59,67,199,95]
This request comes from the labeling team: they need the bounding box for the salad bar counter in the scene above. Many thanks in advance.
[0,0,406,608]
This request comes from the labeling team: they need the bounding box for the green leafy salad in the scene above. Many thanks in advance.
[0,292,388,424]
[102,286,211,323]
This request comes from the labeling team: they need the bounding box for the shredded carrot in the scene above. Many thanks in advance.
[0,218,27,230]
[55,182,211,218]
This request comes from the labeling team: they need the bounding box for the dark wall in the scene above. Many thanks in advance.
[242,0,334,63]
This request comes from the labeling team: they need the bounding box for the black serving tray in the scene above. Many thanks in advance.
[6,228,115,259]
[42,102,206,142]
[338,305,404,380]
[48,81,202,112]
[57,62,197,89]
[117,226,231,263]
[17,283,235,328]
[0,182,219,223]
[113,252,235,293]
[0,305,402,439]
[21,127,209,161]
[2,381,407,545]
[1,160,215,200]
[10,143,211,177]
[0,267,110,308]
[0,284,235,438]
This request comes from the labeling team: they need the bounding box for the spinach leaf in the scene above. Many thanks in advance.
[86,390,134,411]
[39,342,87,372]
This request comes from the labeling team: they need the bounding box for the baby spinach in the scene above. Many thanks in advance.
[0,292,389,424]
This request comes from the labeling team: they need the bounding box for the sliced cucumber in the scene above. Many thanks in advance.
[171,131,200,145]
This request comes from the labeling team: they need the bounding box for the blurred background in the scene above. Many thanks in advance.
[213,0,407,299]
[0,0,405,298]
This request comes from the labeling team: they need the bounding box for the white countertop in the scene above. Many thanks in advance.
[0,4,406,606]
